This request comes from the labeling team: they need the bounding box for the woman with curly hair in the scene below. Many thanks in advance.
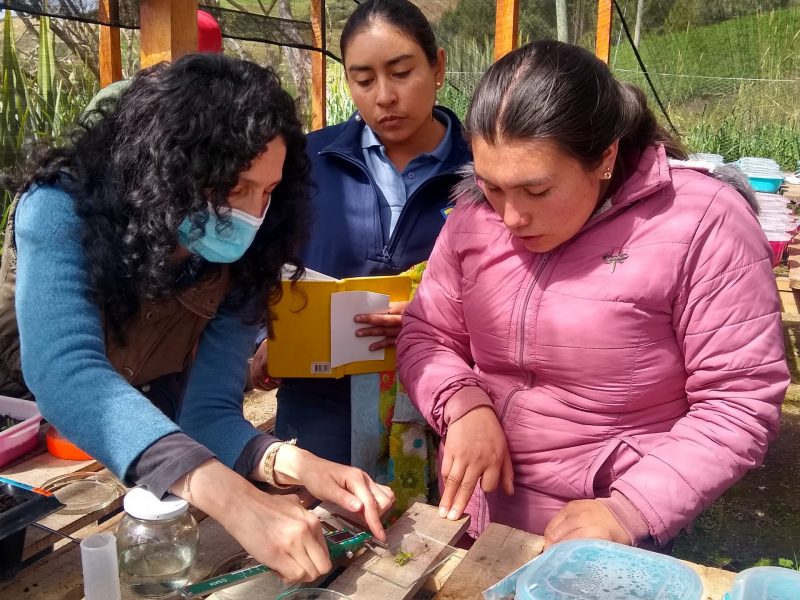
[0,53,392,582]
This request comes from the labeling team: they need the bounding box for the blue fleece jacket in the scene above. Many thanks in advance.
[15,185,263,480]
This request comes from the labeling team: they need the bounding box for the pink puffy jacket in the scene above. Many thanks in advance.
[397,145,788,545]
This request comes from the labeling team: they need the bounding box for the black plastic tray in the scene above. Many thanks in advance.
[0,481,63,540]
[0,481,63,580]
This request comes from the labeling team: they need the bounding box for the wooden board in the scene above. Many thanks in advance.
[683,561,735,600]
[434,523,544,600]
[776,276,800,314]
[327,502,470,600]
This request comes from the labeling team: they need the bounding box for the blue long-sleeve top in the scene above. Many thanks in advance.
[15,185,274,489]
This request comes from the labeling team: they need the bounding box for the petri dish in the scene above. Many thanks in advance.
[206,552,294,600]
[361,532,457,588]
[40,472,125,515]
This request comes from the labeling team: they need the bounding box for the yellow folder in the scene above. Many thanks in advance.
[267,269,412,378]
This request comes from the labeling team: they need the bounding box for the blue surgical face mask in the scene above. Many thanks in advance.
[177,201,269,263]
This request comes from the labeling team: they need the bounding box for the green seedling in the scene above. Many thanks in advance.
[393,550,415,567]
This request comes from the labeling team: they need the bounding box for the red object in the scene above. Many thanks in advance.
[45,427,93,461]
[197,10,223,53]
[769,241,788,267]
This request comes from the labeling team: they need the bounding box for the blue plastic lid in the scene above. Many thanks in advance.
[515,539,703,600]
[726,566,800,600]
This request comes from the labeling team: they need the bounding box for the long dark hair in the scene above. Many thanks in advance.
[340,0,438,64]
[465,40,687,170]
[9,53,309,340]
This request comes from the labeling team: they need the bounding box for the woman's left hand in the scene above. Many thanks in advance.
[353,301,409,350]
[543,499,632,549]
[274,445,395,542]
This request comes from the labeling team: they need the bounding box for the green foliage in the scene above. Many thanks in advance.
[0,14,99,250]
[326,61,355,126]
[611,6,800,169]
[613,7,800,101]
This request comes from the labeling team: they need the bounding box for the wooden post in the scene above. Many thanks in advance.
[595,0,613,63]
[139,0,198,69]
[310,0,326,131]
[98,0,122,87]
[494,0,519,61]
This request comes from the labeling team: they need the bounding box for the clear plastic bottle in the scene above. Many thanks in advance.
[116,487,198,597]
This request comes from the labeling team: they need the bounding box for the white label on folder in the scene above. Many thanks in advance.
[311,362,332,375]
[330,291,389,368]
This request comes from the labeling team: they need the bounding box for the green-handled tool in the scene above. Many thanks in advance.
[177,528,374,598]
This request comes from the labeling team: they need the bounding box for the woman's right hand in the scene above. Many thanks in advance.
[172,459,331,582]
[438,405,514,521]
[250,340,281,391]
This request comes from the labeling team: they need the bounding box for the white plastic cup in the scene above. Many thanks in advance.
[81,532,121,600]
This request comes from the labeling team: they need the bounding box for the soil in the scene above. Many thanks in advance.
[242,389,277,426]
[0,415,21,433]
[0,493,20,514]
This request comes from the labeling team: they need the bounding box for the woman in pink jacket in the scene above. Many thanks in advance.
[396,40,788,549]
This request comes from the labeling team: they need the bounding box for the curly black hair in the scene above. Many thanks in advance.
[10,53,310,340]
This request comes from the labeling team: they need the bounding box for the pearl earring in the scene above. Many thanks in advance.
[602,169,612,180]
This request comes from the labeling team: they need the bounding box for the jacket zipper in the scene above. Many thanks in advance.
[176,294,215,320]
[322,149,460,265]
[382,171,460,258]
[497,254,549,423]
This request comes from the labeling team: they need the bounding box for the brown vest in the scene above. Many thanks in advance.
[0,194,230,396]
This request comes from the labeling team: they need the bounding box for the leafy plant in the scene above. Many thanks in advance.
[0,13,98,251]
[393,550,415,566]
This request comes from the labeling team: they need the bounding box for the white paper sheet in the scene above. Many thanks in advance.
[330,291,390,368]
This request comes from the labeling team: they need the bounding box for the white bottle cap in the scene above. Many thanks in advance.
[123,486,189,521]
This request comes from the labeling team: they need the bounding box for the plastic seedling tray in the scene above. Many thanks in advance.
[361,532,457,588]
[0,480,64,581]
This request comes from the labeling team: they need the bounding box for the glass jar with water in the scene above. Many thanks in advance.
[116,487,198,597]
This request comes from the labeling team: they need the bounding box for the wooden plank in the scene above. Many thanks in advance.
[99,0,122,88]
[327,502,470,600]
[788,242,800,291]
[140,0,198,69]
[493,0,520,61]
[683,561,735,600]
[777,276,800,314]
[435,523,543,600]
[310,0,326,131]
[595,0,613,63]
[420,548,466,594]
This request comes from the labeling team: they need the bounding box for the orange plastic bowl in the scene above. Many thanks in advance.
[45,427,93,461]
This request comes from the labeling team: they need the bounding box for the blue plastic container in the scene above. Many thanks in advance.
[724,566,800,600]
[514,539,703,600]
[748,176,783,193]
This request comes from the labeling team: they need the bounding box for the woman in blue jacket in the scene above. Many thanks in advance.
[2,53,392,583]
[251,0,471,481]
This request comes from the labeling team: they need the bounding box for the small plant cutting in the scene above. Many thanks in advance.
[393,550,415,567]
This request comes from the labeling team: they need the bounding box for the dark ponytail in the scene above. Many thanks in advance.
[616,83,687,160]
